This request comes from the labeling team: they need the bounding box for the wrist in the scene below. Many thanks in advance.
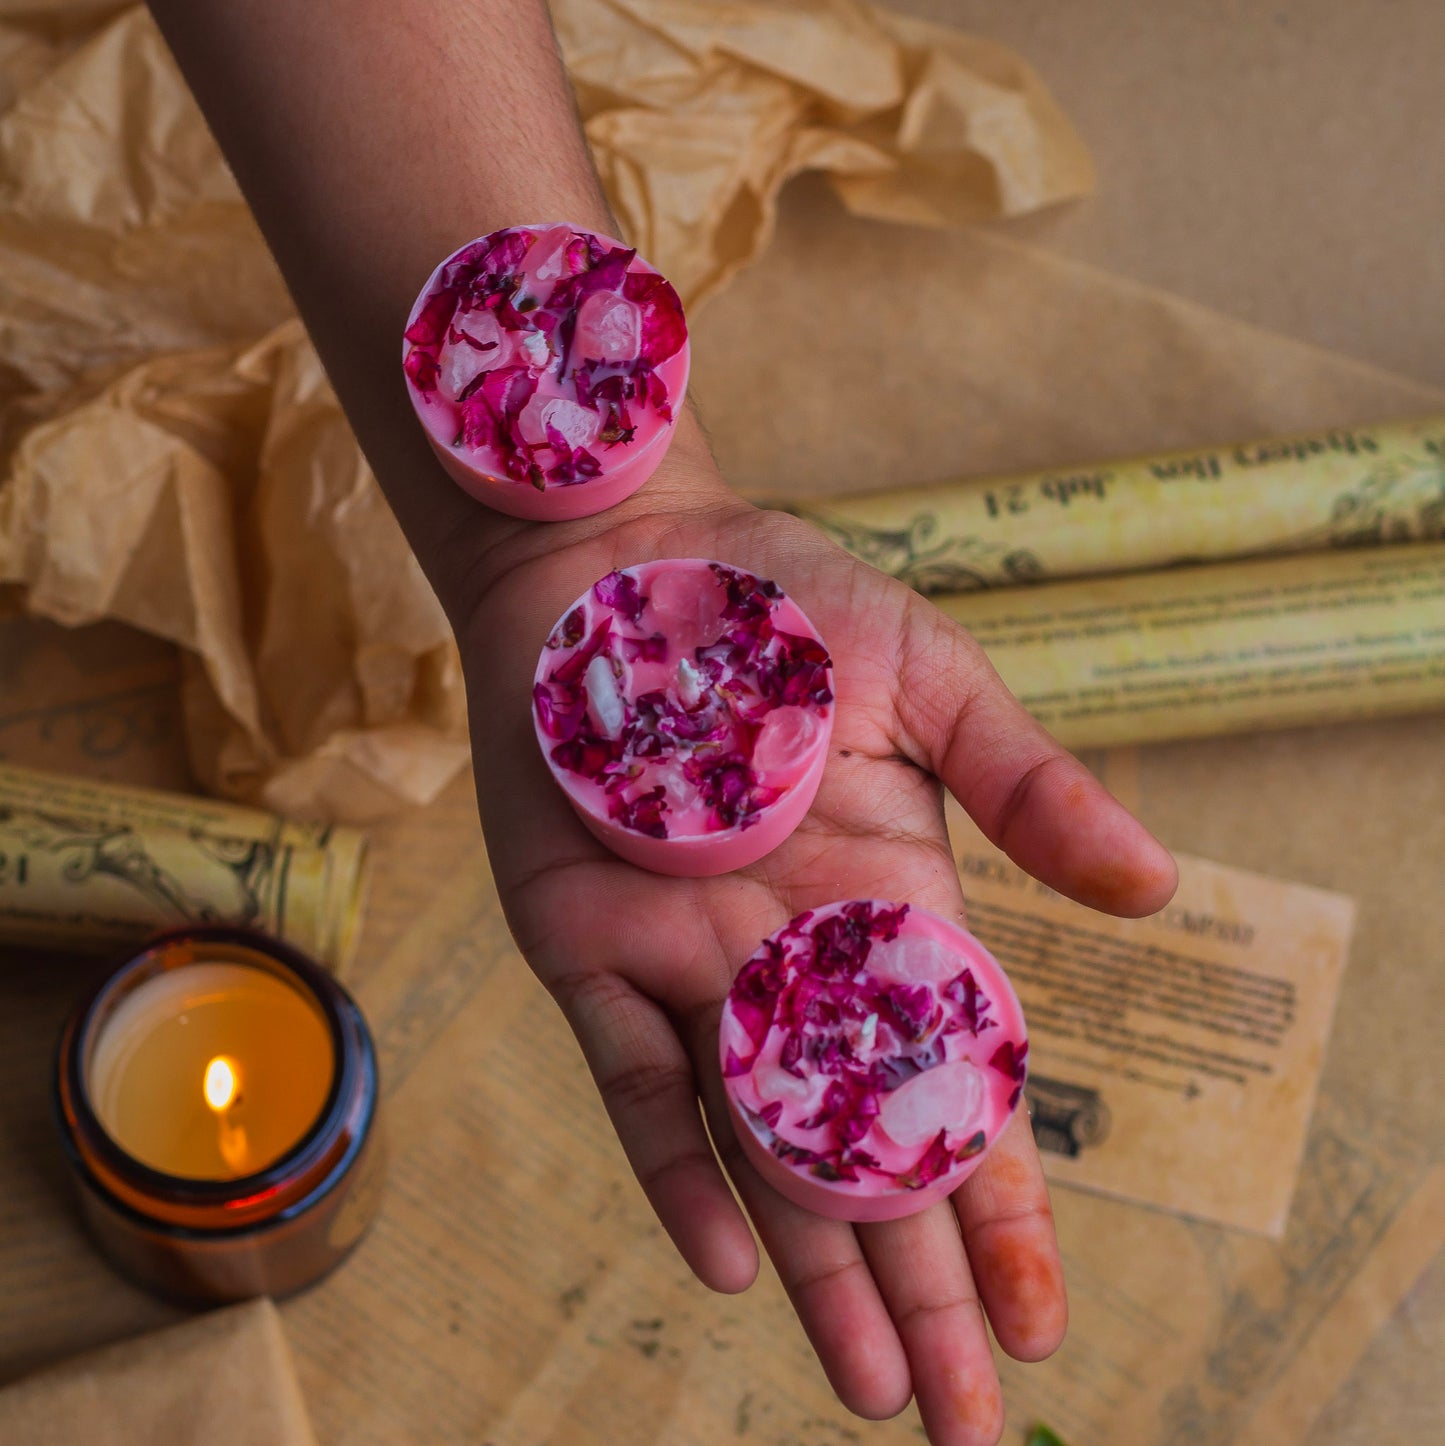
[444,410,750,634]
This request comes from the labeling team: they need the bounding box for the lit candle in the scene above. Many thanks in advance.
[56,928,384,1303]
[533,560,834,875]
[720,901,1028,1221]
[403,223,689,521]
[86,961,334,1181]
[203,1056,248,1174]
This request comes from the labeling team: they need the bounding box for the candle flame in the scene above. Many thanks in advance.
[203,1055,239,1113]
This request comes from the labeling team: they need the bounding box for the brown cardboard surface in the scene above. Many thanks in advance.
[6,225,1444,1442]
[1,3,1443,1445]
[691,181,1445,499]
[913,0,1445,391]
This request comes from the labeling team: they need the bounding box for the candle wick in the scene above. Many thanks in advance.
[219,1117,250,1175]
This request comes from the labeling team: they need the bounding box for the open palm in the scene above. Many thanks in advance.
[458,494,1176,1446]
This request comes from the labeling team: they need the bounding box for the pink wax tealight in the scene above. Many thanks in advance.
[532,560,834,876]
[402,223,689,521]
[720,901,1028,1222]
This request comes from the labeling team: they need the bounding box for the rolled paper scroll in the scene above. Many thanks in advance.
[942,542,1445,750]
[788,415,1445,592]
[0,764,368,971]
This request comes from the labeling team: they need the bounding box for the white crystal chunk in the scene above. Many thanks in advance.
[584,655,626,739]
[878,1060,985,1148]
[519,330,551,368]
[437,309,508,399]
[655,760,694,811]
[867,934,961,986]
[676,658,703,709]
[575,291,641,363]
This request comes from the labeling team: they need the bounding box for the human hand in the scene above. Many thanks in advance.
[134,0,1165,1430]
[453,449,1177,1446]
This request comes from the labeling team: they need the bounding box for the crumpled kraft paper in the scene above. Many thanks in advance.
[555,0,1095,306]
[0,1298,317,1446]
[0,5,292,401]
[1,321,469,820]
[0,0,1092,820]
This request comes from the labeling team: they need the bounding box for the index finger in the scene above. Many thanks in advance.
[894,597,1177,917]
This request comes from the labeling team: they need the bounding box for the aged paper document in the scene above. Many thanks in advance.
[948,800,1354,1237]
[0,762,368,969]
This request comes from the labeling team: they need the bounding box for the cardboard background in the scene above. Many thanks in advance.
[2,3,1442,1442]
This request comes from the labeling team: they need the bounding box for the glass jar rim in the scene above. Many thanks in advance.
[54,926,377,1228]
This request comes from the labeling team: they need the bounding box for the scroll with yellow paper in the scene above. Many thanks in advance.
[791,416,1445,591]
[943,542,1445,749]
[0,764,368,971]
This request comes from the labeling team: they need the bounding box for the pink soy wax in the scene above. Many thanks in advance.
[721,901,1028,1222]
[532,560,834,876]
[403,223,689,521]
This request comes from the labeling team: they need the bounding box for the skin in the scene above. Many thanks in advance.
[146,3,1178,1440]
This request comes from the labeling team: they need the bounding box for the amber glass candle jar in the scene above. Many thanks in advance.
[54,927,383,1304]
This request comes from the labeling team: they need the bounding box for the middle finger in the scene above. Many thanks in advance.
[689,1001,913,1423]
[858,1204,1005,1446]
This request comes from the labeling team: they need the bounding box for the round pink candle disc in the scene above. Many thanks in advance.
[533,560,834,876]
[403,223,689,521]
[720,901,1028,1222]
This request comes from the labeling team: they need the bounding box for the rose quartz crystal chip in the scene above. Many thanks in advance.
[752,706,822,787]
[647,566,727,650]
[529,223,581,283]
[867,934,963,986]
[755,1059,814,1106]
[878,1059,986,1148]
[720,900,1028,1222]
[518,395,603,449]
[575,291,641,363]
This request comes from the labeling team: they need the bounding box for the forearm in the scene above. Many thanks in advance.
[146,0,728,620]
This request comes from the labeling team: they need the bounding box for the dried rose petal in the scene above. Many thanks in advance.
[404,288,457,348]
[610,785,668,839]
[593,569,646,622]
[989,1039,1029,1081]
[944,968,996,1037]
[624,271,689,367]
[895,1130,955,1190]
